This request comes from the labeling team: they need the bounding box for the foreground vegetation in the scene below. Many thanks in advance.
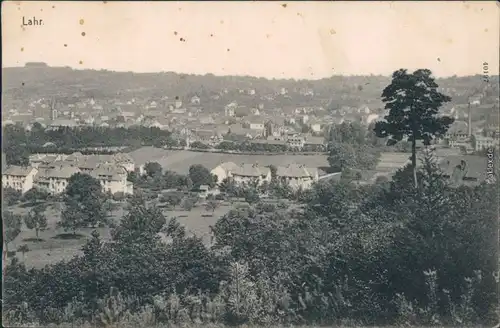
[10,325,486,328]
[3,153,499,327]
[4,68,499,328]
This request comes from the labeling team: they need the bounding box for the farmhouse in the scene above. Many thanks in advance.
[211,161,320,190]
[210,162,239,183]
[231,163,271,186]
[215,162,271,186]
[276,164,319,190]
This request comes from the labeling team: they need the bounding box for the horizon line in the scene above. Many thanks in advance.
[3,64,496,81]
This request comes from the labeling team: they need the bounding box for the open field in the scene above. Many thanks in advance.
[128,147,331,174]
[164,202,234,244]
[5,200,236,268]
[5,201,122,268]
[127,147,473,176]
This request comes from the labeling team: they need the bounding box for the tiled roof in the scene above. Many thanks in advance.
[218,162,239,172]
[61,153,134,169]
[232,164,270,177]
[376,152,411,172]
[438,155,489,182]
[304,137,325,145]
[246,115,264,124]
[113,153,134,163]
[36,165,80,179]
[91,163,127,181]
[447,121,469,135]
[49,119,78,127]
[228,125,261,137]
[3,165,35,177]
[276,164,318,178]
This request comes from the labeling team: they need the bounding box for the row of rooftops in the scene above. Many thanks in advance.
[4,152,134,181]
[29,152,134,165]
[218,162,319,178]
[4,162,128,182]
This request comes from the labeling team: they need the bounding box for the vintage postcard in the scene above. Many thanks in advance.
[2,1,499,328]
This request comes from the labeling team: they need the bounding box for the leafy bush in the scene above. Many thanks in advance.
[3,187,22,206]
[113,192,127,201]
[180,197,196,211]
[22,187,50,202]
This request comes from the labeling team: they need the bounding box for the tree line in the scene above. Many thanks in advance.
[2,124,172,166]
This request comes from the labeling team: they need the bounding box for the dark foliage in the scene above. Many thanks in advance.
[2,124,172,165]
[59,173,107,232]
[374,69,454,186]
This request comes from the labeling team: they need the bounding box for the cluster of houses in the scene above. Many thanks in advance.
[3,84,386,151]
[437,95,500,153]
[442,114,500,153]
[210,162,320,190]
[2,152,136,195]
[2,147,323,198]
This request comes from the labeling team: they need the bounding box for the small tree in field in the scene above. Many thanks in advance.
[164,192,183,209]
[144,162,163,178]
[243,188,260,205]
[374,69,453,187]
[17,244,30,261]
[24,205,48,240]
[205,199,220,215]
[181,197,196,211]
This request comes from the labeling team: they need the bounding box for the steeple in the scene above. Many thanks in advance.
[50,97,58,121]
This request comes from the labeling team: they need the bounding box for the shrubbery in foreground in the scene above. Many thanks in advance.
[3,158,499,327]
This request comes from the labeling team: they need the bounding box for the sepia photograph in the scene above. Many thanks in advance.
[2,1,500,327]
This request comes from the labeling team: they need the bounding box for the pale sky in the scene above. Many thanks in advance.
[2,1,499,79]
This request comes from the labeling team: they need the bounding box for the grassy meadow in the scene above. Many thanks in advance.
[5,199,237,268]
[127,147,332,173]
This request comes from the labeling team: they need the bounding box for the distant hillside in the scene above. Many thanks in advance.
[2,66,498,107]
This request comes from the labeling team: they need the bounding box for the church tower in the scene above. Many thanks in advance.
[50,97,58,121]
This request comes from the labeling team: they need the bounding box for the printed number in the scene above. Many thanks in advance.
[483,62,489,82]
